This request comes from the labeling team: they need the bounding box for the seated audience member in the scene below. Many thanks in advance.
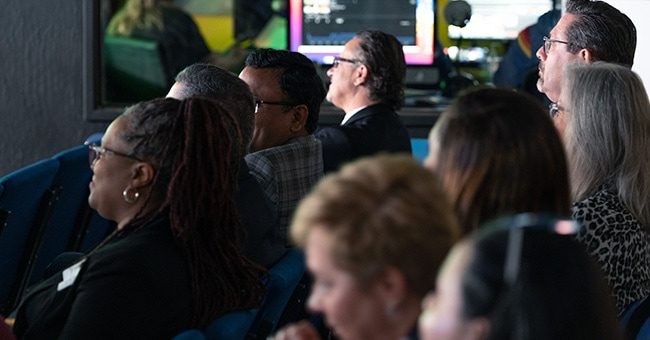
[168,63,285,267]
[314,30,412,173]
[555,62,650,314]
[419,214,623,340]
[274,155,460,340]
[425,87,570,234]
[12,98,266,338]
[535,0,636,104]
[239,48,326,244]
[106,0,210,81]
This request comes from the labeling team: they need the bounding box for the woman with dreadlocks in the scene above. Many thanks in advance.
[13,97,266,338]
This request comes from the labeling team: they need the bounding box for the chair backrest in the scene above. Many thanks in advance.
[104,35,170,102]
[621,296,650,340]
[249,248,306,338]
[28,145,94,285]
[0,158,59,314]
[410,138,429,164]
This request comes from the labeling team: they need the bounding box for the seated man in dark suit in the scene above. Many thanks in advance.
[315,30,412,173]
[239,49,326,245]
[167,63,285,268]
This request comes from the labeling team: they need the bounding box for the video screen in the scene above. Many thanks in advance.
[448,0,553,40]
[289,0,435,65]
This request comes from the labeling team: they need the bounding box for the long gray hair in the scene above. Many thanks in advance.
[564,61,650,229]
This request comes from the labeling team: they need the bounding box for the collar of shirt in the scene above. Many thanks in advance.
[340,105,368,125]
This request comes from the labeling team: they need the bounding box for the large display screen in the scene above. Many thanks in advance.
[289,0,435,65]
[448,0,553,40]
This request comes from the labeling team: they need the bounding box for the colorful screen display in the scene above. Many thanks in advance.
[289,0,435,65]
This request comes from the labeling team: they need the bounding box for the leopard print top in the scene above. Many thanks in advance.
[573,185,650,315]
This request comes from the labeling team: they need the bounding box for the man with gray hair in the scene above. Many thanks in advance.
[168,63,285,268]
[535,0,636,104]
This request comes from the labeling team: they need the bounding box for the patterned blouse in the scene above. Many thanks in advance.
[573,184,650,315]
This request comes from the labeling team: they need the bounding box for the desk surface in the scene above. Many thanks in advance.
[319,104,447,138]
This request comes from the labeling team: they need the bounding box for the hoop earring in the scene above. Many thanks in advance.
[122,187,140,204]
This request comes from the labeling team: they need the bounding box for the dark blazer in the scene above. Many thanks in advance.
[237,160,287,268]
[13,215,192,339]
[315,103,412,173]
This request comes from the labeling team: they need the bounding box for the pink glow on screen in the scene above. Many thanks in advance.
[289,0,434,65]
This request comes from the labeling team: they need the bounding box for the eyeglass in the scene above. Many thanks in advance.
[87,143,142,166]
[332,56,361,68]
[482,213,580,286]
[542,36,570,55]
[254,99,295,114]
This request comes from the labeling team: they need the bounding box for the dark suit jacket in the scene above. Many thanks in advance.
[315,103,412,172]
[237,160,286,268]
[13,215,192,339]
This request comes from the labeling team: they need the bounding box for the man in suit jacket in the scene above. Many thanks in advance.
[239,49,326,245]
[167,63,285,268]
[315,30,412,173]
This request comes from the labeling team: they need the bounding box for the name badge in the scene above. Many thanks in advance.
[57,258,87,292]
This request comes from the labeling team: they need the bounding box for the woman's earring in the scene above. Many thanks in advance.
[122,187,140,204]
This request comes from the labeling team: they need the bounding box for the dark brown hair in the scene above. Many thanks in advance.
[121,97,265,326]
[429,88,571,234]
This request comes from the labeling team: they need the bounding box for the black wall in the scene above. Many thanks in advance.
[0,0,109,176]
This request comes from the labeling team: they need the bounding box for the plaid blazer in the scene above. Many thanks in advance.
[245,135,324,245]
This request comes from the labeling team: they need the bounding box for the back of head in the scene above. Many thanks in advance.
[430,88,570,234]
[461,217,622,340]
[244,48,326,133]
[120,97,265,326]
[565,0,636,67]
[174,63,255,147]
[354,30,406,110]
[564,61,650,228]
[291,154,460,296]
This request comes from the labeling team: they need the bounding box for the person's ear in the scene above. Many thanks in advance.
[375,266,409,315]
[290,104,309,134]
[578,48,594,63]
[353,64,368,86]
[130,162,156,189]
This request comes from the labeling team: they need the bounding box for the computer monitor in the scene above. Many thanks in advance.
[448,0,553,40]
[288,0,435,66]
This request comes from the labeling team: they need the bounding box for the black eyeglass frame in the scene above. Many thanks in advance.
[254,99,297,114]
[332,56,362,68]
[542,36,570,55]
[87,143,142,165]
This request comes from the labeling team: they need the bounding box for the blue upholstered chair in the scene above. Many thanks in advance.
[28,145,93,284]
[249,248,307,339]
[0,158,59,314]
[410,138,429,164]
[621,296,650,340]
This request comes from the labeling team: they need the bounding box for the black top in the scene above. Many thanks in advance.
[315,103,412,173]
[13,215,192,339]
[238,160,287,268]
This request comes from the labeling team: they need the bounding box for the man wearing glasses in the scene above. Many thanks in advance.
[167,63,286,268]
[239,49,326,244]
[315,30,412,173]
[535,0,636,105]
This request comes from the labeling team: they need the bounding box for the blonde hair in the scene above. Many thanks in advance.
[291,154,460,296]
[106,0,169,36]
[564,61,650,229]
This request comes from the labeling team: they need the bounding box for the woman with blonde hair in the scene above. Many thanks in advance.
[275,154,460,340]
[556,61,650,314]
[106,0,210,82]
